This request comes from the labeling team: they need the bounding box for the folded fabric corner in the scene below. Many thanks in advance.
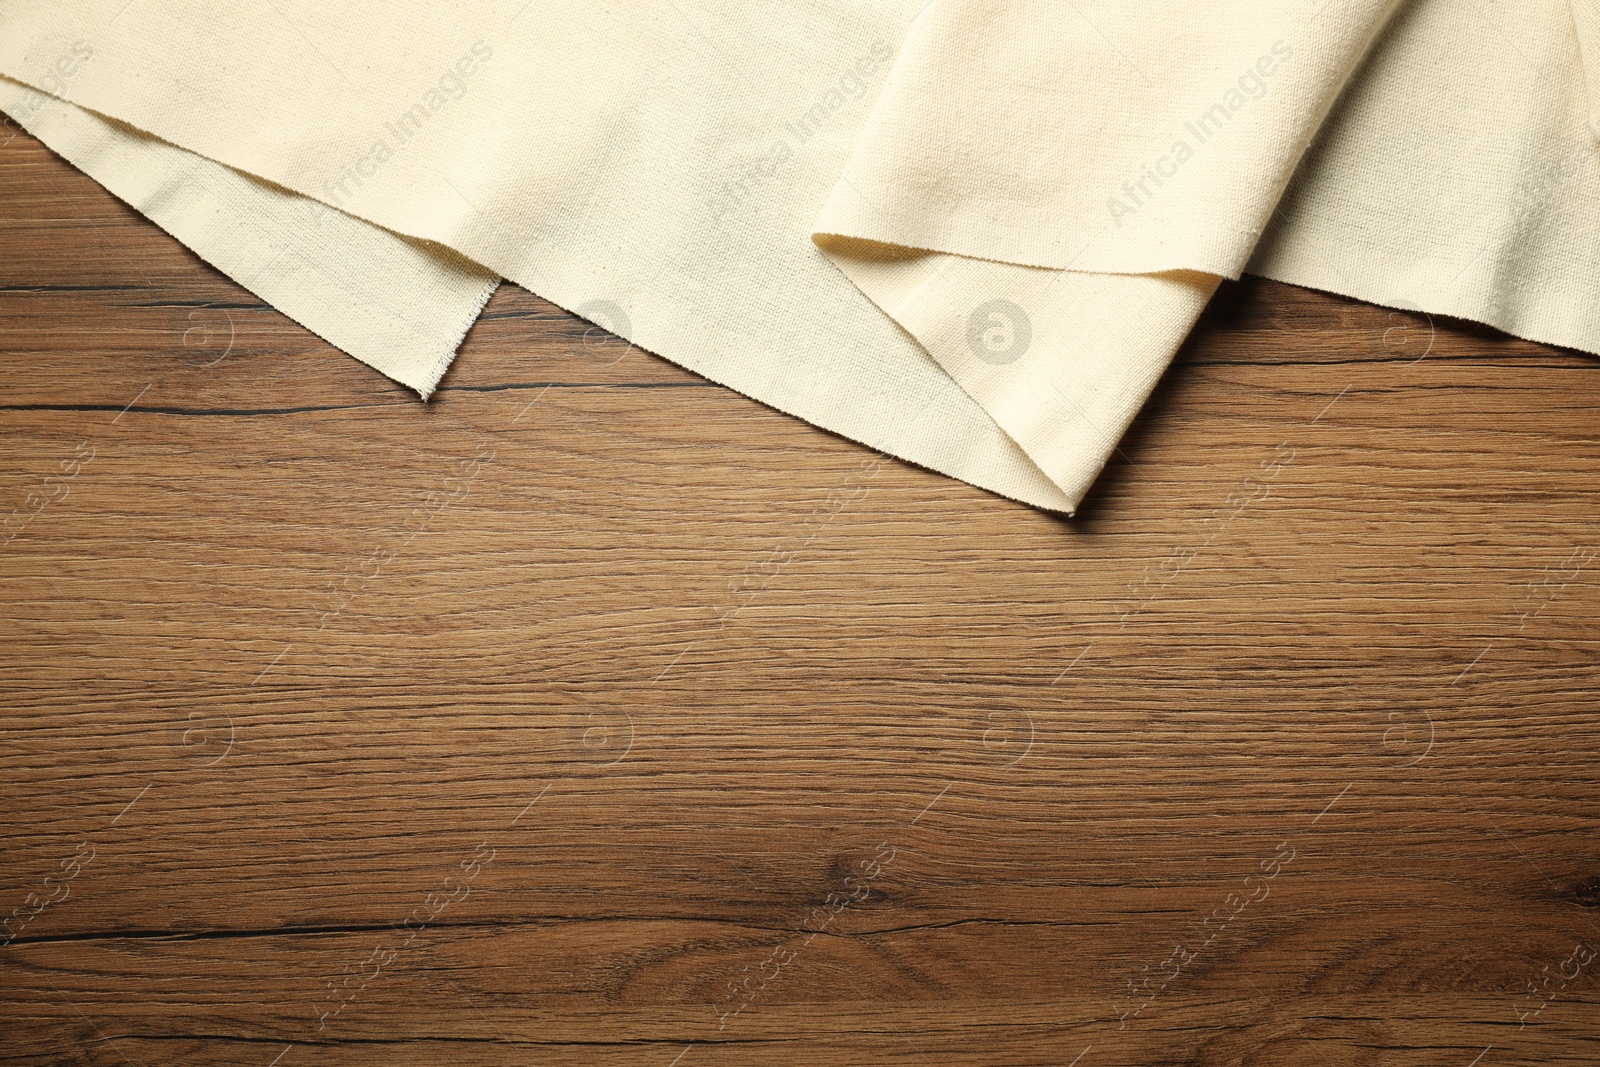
[812,0,1399,510]
[0,77,499,398]
[815,229,1216,511]
[6,0,1599,517]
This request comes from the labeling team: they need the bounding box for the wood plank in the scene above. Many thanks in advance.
[2,125,1598,1066]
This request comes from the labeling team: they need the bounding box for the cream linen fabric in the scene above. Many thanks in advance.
[1249,0,1600,357]
[0,0,1078,511]
[0,77,498,398]
[818,0,1600,497]
[813,0,1401,500]
[1,0,1598,511]
[1572,0,1600,136]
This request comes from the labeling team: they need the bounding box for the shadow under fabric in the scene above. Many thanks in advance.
[814,0,1403,508]
[2,0,1599,512]
[0,0,1082,512]
[818,0,1600,512]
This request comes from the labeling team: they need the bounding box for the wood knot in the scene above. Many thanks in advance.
[1574,876,1600,909]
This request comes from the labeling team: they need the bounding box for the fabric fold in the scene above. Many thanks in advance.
[811,0,1401,507]
[1249,0,1600,361]
[3,0,1600,514]
[814,0,1403,278]
[0,0,1080,511]
[0,77,499,398]
[813,235,1218,506]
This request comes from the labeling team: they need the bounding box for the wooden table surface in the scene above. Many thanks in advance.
[3,123,1599,1067]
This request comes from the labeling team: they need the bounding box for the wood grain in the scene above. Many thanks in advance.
[3,125,1599,1067]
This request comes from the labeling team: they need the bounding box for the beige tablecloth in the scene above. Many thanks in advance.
[3,0,1596,512]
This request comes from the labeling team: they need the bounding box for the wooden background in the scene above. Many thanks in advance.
[3,122,1599,1067]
